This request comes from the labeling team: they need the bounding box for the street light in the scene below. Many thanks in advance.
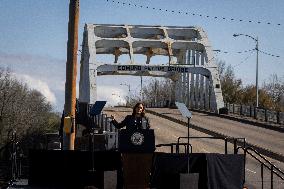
[233,33,259,107]
[120,83,131,106]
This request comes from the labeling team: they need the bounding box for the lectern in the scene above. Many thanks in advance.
[118,129,155,189]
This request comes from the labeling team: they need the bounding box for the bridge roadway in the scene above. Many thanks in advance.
[104,107,284,189]
[147,108,284,158]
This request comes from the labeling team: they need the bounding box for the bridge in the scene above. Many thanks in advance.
[78,24,224,113]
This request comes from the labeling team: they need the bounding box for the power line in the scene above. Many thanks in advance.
[213,49,255,54]
[106,0,282,27]
[233,51,255,68]
[258,50,280,58]
[214,48,280,58]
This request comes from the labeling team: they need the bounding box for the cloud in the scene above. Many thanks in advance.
[0,52,143,111]
[12,73,57,105]
[0,52,65,110]
[97,85,127,106]
[0,51,66,90]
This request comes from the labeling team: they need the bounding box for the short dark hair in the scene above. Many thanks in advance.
[132,102,145,117]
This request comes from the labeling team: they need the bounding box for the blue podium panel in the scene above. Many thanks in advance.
[89,101,106,116]
[118,129,155,153]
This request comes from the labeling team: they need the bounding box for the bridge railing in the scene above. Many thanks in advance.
[156,143,192,154]
[145,100,284,125]
[225,103,284,125]
[177,136,246,155]
[75,112,118,151]
[172,136,284,188]
[237,146,284,189]
[145,101,170,108]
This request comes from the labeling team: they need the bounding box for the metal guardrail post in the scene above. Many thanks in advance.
[254,107,257,119]
[243,149,247,185]
[233,104,235,114]
[225,138,228,154]
[271,164,274,189]
[105,115,108,131]
[234,139,237,154]
[176,144,179,154]
[240,104,243,115]
[277,112,280,124]
[261,163,264,189]
[110,120,113,132]
[265,109,268,122]
[250,106,252,117]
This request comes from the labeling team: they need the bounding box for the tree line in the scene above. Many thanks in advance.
[217,60,284,112]
[129,60,284,112]
[0,67,60,151]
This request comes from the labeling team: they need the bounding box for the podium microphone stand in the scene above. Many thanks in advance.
[175,102,192,173]
[175,102,199,188]
[87,101,106,172]
[186,117,191,173]
[90,126,98,172]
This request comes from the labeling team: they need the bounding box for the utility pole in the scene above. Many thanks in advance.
[154,80,157,106]
[233,33,259,107]
[256,37,259,107]
[63,0,79,150]
[140,75,143,101]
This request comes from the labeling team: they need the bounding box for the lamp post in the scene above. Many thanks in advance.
[233,33,259,107]
[120,83,131,106]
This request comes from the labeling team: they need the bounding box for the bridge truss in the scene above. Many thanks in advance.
[79,24,224,112]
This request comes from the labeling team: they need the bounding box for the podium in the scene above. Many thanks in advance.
[118,129,155,153]
[118,129,155,189]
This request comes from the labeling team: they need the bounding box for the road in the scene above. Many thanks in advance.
[104,107,284,189]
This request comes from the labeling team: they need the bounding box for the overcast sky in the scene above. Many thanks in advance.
[0,0,283,112]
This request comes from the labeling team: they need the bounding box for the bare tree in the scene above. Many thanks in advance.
[263,74,284,111]
[129,78,174,106]
[0,67,60,149]
[217,61,243,104]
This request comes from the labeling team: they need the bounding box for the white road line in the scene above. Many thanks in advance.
[246,168,256,174]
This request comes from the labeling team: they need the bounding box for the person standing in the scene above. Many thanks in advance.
[111,102,152,189]
[111,102,150,131]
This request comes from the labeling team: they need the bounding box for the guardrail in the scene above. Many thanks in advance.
[156,143,192,154]
[225,103,284,125]
[145,101,284,125]
[177,136,246,155]
[167,136,284,188]
[93,113,118,132]
[237,146,284,189]
[145,101,170,108]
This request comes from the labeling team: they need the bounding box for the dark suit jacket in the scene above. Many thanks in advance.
[111,115,150,131]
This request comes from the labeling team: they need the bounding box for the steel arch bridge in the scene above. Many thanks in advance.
[79,24,224,112]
